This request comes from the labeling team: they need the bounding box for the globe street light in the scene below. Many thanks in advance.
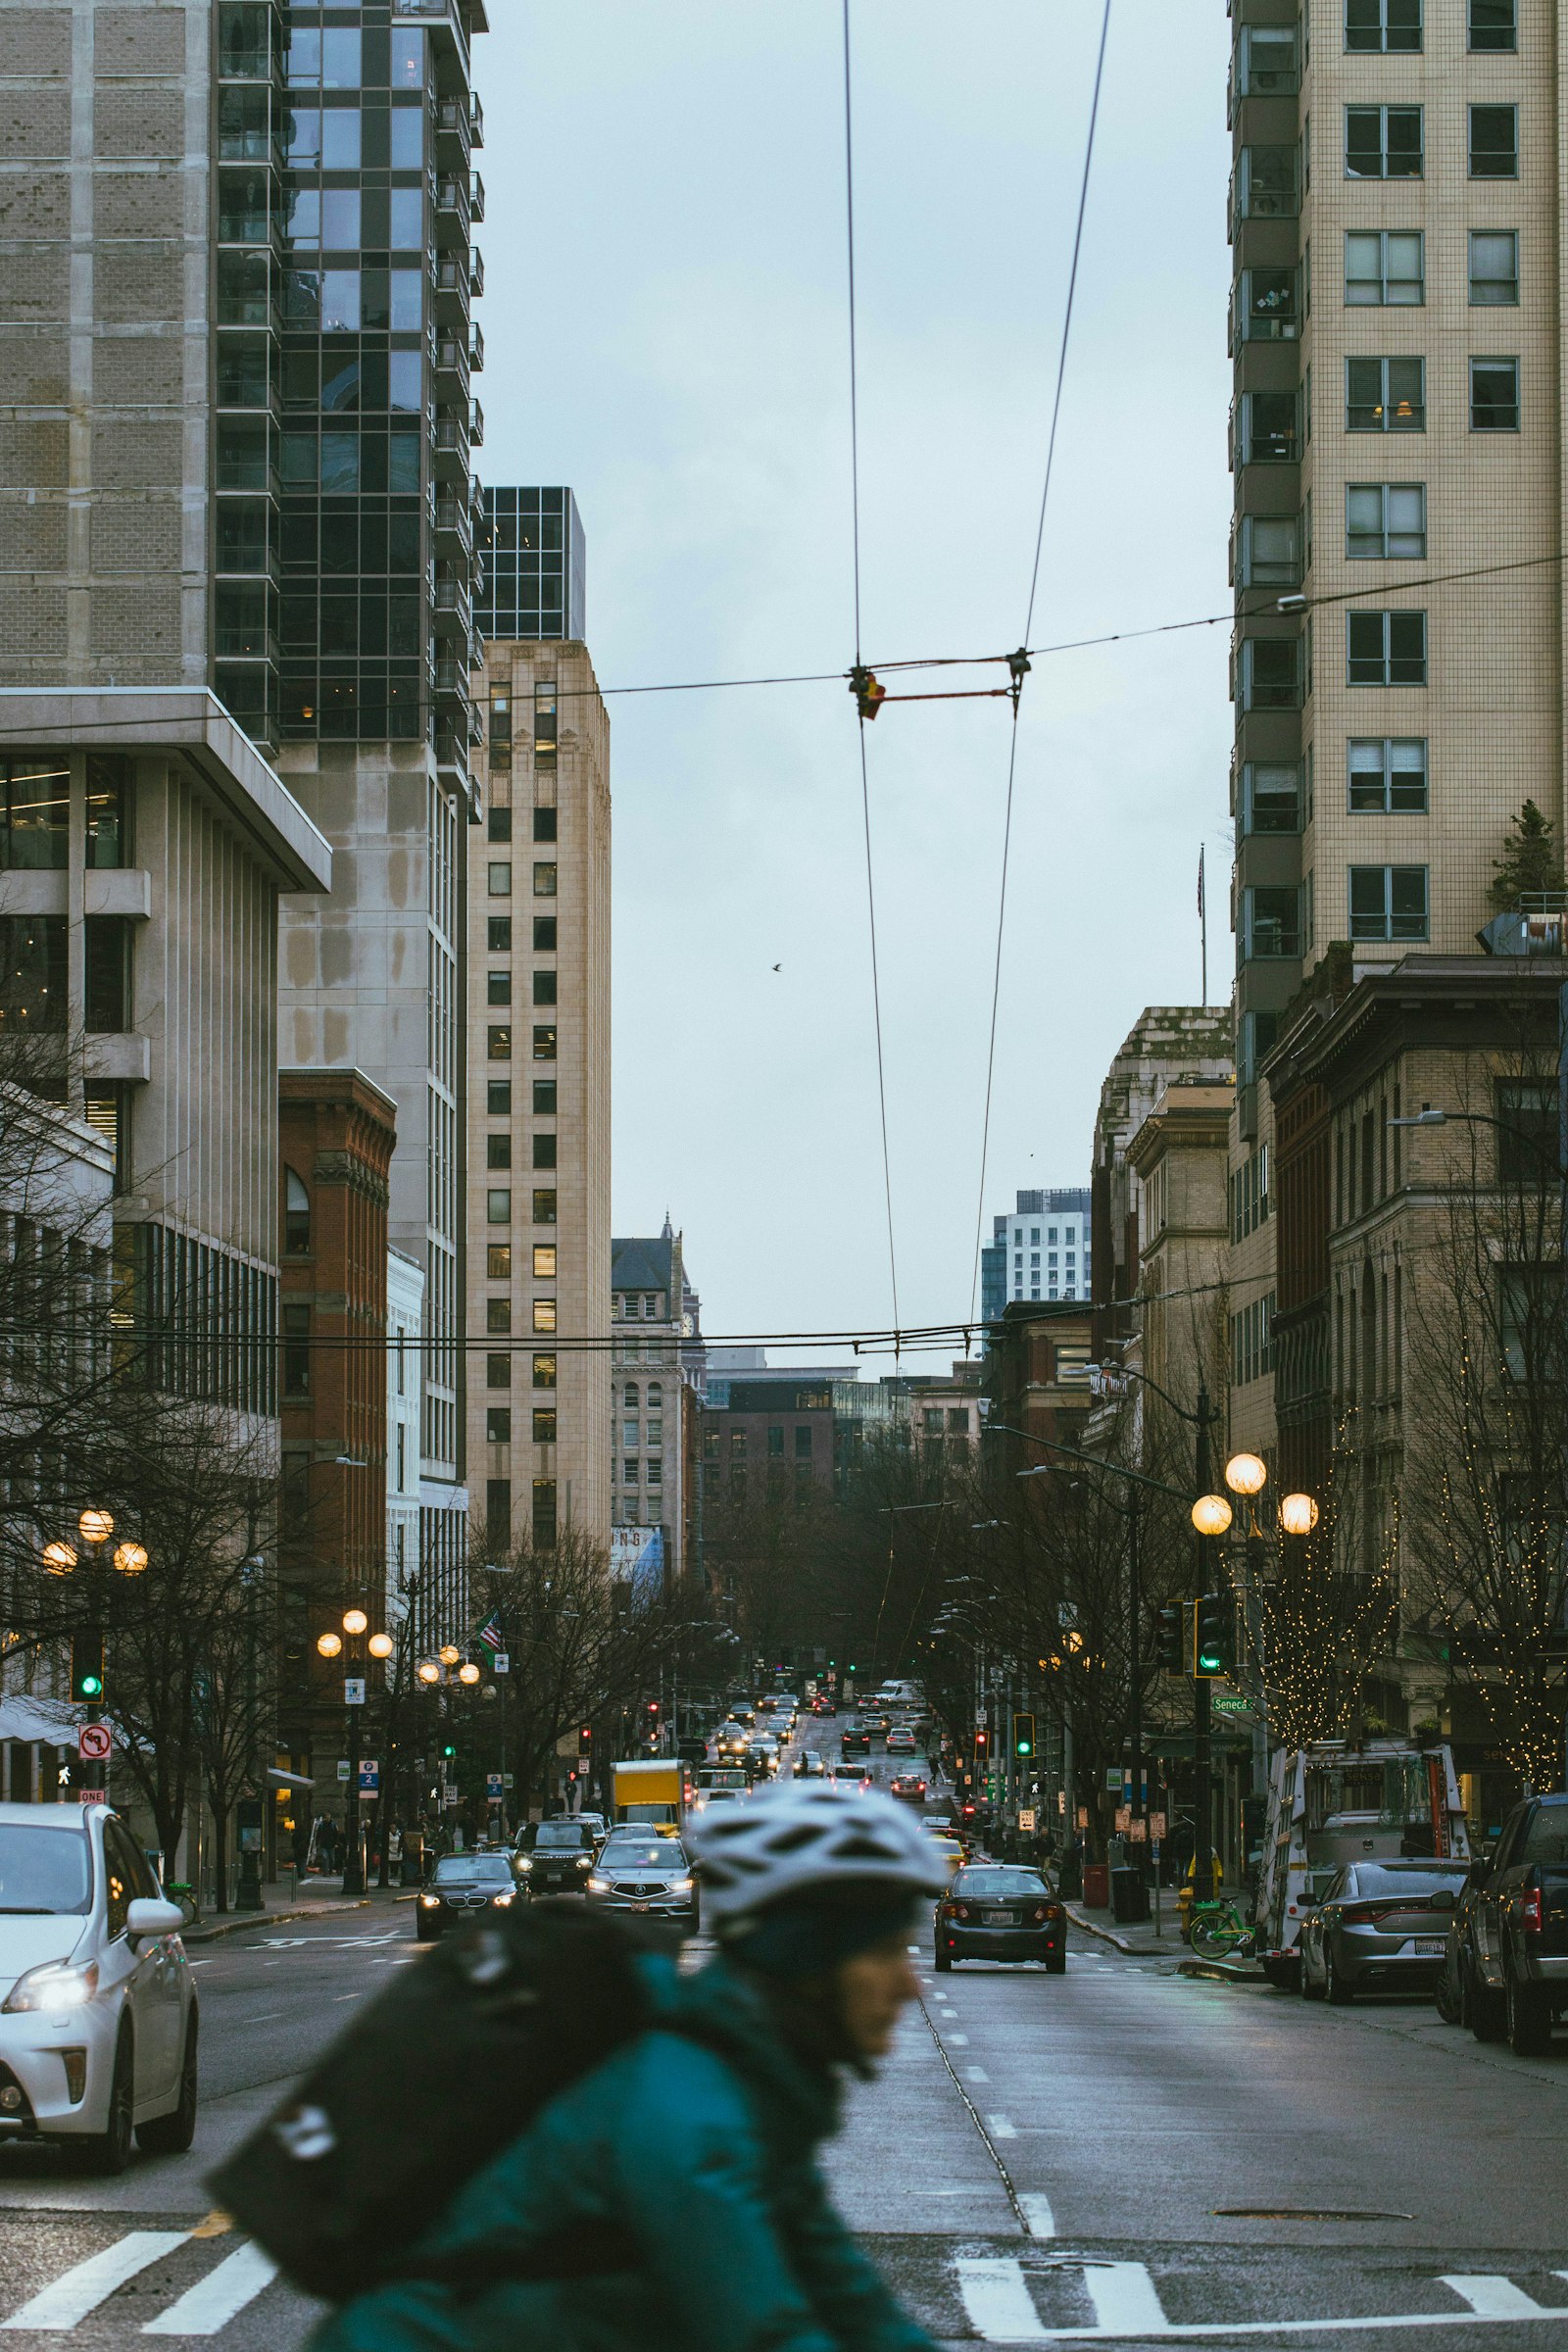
[1191,1494,1233,1537]
[112,1542,148,1576]
[1279,1492,1320,1536]
[317,1631,343,1659]
[1224,1452,1267,1499]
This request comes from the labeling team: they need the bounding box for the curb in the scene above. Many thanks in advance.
[1176,1956,1268,1985]
[1065,1903,1175,1957]
[180,1890,416,1943]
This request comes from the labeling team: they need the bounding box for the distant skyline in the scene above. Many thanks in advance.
[478,5,1231,1366]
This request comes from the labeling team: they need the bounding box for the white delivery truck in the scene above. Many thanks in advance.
[1254,1740,1471,1988]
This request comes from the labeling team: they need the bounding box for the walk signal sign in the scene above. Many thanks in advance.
[71,1629,105,1704]
[1012,1712,1036,1759]
[1156,1605,1187,1676]
[1195,1595,1235,1678]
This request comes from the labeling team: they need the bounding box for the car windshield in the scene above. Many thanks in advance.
[956,1868,1047,1897]
[1521,1806,1568,1865]
[434,1855,513,1885]
[608,1846,679,1870]
[0,1824,93,1914]
[534,1825,587,1848]
[1349,1864,1467,1897]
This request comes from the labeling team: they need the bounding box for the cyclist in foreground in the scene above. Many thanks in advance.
[312,1783,948,2352]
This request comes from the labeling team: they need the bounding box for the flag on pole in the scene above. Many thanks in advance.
[474,1609,505,1654]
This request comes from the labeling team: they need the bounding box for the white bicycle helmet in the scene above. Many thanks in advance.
[688,1783,948,1932]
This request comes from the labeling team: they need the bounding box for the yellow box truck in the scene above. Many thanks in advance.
[612,1757,683,1833]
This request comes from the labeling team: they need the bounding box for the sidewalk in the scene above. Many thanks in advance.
[1065,1897,1268,1982]
[181,1878,414,1944]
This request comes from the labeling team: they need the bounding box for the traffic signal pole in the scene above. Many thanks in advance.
[1193,1382,1215,1902]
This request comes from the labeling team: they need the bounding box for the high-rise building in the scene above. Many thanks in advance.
[476,489,586,643]
[468,624,611,1560]
[981,1188,1093,1321]
[612,1224,701,1581]
[0,0,489,1605]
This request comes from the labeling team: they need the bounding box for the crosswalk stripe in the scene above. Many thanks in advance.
[956,2255,1048,2341]
[3,2233,189,2331]
[1082,2262,1171,2333]
[1439,2278,1549,2319]
[1019,2192,1055,2239]
[142,2243,278,2336]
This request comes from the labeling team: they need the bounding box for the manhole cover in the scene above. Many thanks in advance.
[1215,2207,1414,2223]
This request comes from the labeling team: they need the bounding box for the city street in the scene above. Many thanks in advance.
[1,1743,1568,2346]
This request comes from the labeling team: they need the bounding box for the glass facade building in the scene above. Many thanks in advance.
[477,489,587,643]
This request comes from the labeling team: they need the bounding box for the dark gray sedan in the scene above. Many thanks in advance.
[585,1837,698,1927]
[1298,1859,1469,2002]
[936,1864,1065,1973]
[415,1851,522,1939]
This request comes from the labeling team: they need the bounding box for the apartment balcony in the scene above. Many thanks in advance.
[470,91,484,148]
[436,176,470,247]
[435,255,471,329]
[436,95,472,166]
[433,571,472,638]
[468,321,484,372]
[434,492,473,558]
[468,397,484,448]
[435,332,469,400]
[469,248,484,298]
[468,172,485,223]
[390,0,469,72]
[433,406,470,483]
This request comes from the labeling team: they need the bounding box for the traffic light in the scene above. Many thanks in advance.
[1156,1605,1187,1676]
[1012,1712,1036,1760]
[1194,1594,1235,1678]
[441,1740,457,1760]
[578,1725,592,1758]
[973,1727,989,1758]
[71,1628,105,1704]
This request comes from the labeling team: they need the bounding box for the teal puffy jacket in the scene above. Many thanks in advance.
[310,1952,938,2352]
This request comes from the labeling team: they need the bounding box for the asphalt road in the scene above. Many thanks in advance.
[1,1722,1566,2346]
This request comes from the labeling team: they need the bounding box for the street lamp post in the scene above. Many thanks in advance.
[317,1607,393,1896]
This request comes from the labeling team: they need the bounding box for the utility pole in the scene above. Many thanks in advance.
[1127,1485,1144,1849]
[1192,1380,1215,1898]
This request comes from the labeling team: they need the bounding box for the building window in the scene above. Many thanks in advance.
[532,1134,557,1170]
[488,1080,512,1115]
[1495,1080,1558,1187]
[1346,229,1424,305]
[282,1304,311,1396]
[533,1478,558,1545]
[488,917,513,952]
[1469,0,1516,49]
[533,1352,557,1388]
[533,916,558,951]
[1238,391,1298,464]
[533,1408,557,1443]
[1348,610,1427,686]
[487,1025,511,1060]
[1242,764,1301,836]
[1469,104,1518,178]
[1230,1292,1276,1385]
[647,1458,662,1489]
[533,1080,557,1114]
[0,760,68,870]
[532,970,557,1005]
[532,1244,557,1278]
[488,693,513,770]
[1498,1266,1558,1383]
[532,1025,557,1060]
[622,1456,639,1485]
[1238,266,1300,342]
[489,807,513,844]
[488,1124,511,1163]
[1346,483,1426,561]
[730,1430,748,1460]
[486,1407,511,1444]
[1346,0,1421,48]
[533,683,558,772]
[487,970,511,1006]
[532,1298,557,1333]
[1471,356,1520,430]
[488,1244,512,1278]
[86,758,128,869]
[486,1352,510,1388]
[1346,355,1424,431]
[1346,105,1422,179]
[284,1167,311,1253]
[533,862,558,898]
[1348,738,1427,812]
[1243,887,1302,960]
[487,862,512,896]
[533,807,557,843]
[533,1189,558,1223]
[1238,516,1300,589]
[795,1425,812,1458]
[1349,864,1429,940]
[1469,231,1518,305]
[487,1298,512,1333]
[1237,24,1298,92]
[485,1478,511,1545]
[1239,638,1301,710]
[486,1188,511,1224]
[1236,146,1299,222]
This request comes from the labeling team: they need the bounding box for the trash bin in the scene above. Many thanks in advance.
[1082,1861,1110,1909]
[1057,1849,1083,1900]
[1110,1865,1149,1924]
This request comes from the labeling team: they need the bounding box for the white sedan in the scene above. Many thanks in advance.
[0,1802,196,2174]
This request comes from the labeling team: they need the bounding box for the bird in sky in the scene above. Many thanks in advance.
[771,962,781,972]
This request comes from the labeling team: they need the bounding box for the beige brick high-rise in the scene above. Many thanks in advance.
[466,631,610,1556]
[1228,0,1556,1458]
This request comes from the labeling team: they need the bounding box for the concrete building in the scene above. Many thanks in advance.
[0,0,488,1603]
[468,622,610,1560]
[981,1189,1093,1320]
[904,1361,985,1462]
[981,1301,1095,1486]
[612,1225,700,1580]
[1125,1081,1233,1432]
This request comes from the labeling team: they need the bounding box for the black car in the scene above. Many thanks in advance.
[416,1851,521,1940]
[586,1837,698,1927]
[936,1864,1065,1973]
[517,1819,598,1895]
[840,1725,870,1756]
[1451,1795,1568,2052]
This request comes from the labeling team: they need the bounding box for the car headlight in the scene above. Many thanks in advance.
[668,1878,694,1897]
[587,1876,611,1893]
[418,1894,439,1908]
[574,1852,593,1868]
[4,1958,99,2015]
[493,1889,515,1906]
[515,1855,532,1872]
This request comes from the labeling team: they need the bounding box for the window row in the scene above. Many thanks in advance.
[485,1223,558,1274]
[1236,233,1521,335]
[1241,741,1430,833]
[486,969,559,1007]
[485,1408,561,1446]
[1238,612,1427,710]
[487,862,559,898]
[1242,866,1430,960]
[1343,102,1518,179]
[1231,1293,1276,1389]
[488,918,558,953]
[1234,3,1514,87]
[486,1025,560,1062]
[1343,353,1518,431]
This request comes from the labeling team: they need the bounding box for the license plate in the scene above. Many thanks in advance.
[631,1901,650,1913]
[1412,1936,1446,1955]
[983,1909,1014,1926]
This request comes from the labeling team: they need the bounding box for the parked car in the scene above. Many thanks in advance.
[0,1803,195,2174]
[515,1819,598,1895]
[1454,1793,1568,2053]
[1298,1858,1470,2003]
[936,1864,1064,1973]
[416,1850,521,1940]
[586,1837,698,1928]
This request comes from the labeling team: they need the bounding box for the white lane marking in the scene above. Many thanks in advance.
[5,2233,189,2330]
[956,2256,1047,2341]
[244,2011,285,2023]
[1083,2262,1170,2334]
[948,2033,969,2045]
[1019,2192,1055,2238]
[966,2065,991,2082]
[142,2244,279,2336]
[987,2113,1018,2139]
[1440,2279,1549,2319]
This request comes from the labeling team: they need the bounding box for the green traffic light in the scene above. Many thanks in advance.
[79,1673,103,1698]
[1197,1647,1222,1674]
[442,1742,456,1757]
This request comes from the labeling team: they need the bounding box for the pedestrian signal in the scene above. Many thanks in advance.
[1012,1712,1036,1759]
[1156,1605,1187,1676]
[1194,1595,1235,1678]
[71,1629,105,1704]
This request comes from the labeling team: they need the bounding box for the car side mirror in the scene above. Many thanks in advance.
[1427,1887,1457,1912]
[126,1897,185,1941]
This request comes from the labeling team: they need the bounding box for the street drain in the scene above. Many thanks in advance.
[1215,2207,1414,2223]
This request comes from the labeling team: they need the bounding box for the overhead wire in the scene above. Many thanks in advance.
[967,0,1113,1328]
[841,0,902,1348]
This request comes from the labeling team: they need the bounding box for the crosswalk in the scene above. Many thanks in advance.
[954,2254,1568,2340]
[0,2230,279,2338]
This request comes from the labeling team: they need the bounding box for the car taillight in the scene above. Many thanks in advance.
[953,1904,972,1923]
[1031,1906,1049,1923]
[1521,1885,1544,1936]
[1043,1903,1061,1922]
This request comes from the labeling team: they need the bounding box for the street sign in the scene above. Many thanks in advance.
[1104,1768,1124,1791]
[1018,1807,1036,1833]
[486,1773,503,1797]
[1127,1817,1149,1842]
[77,1723,112,1764]
[78,1788,106,1806]
[358,1761,379,1793]
[344,1678,367,1706]
[1114,1805,1131,1833]
[493,1652,510,1674]
[1150,1811,1167,1841]
[336,1759,351,1782]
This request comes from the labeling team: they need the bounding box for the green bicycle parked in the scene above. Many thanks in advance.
[1187,1896,1258,1961]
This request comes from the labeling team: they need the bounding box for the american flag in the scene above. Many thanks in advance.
[474,1610,505,1654]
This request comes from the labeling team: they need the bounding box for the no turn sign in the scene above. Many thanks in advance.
[77,1723,111,1764]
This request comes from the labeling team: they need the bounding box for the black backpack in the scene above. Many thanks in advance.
[209,1902,654,2302]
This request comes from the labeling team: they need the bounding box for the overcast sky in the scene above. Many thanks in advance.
[477,3,1234,1370]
